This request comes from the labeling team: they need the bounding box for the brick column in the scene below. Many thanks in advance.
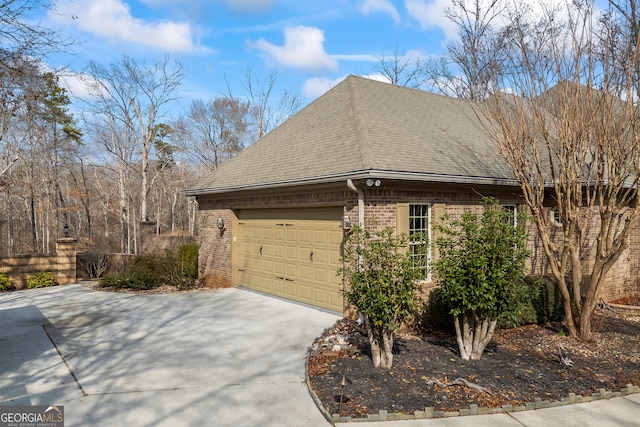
[55,238,77,285]
[139,221,157,253]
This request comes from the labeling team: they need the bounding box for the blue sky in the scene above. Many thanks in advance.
[42,0,455,111]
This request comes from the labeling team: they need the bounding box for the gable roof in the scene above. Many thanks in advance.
[185,75,516,196]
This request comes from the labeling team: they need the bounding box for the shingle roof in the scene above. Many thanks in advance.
[185,75,516,196]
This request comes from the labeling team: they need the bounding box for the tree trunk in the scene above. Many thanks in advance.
[364,316,394,369]
[453,311,498,361]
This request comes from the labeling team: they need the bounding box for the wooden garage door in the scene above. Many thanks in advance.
[238,208,343,312]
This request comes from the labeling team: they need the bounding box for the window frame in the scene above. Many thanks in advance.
[408,203,432,281]
[502,204,518,227]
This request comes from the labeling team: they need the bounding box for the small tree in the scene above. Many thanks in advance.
[433,198,528,361]
[339,226,425,369]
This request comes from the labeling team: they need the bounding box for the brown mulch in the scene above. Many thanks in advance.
[80,280,212,295]
[308,312,640,419]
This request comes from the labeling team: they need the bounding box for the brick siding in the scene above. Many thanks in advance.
[195,184,638,303]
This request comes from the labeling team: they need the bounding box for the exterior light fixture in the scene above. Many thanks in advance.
[366,179,382,187]
[342,214,352,232]
[63,224,69,238]
[216,217,225,230]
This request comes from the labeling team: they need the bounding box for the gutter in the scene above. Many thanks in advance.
[183,170,520,197]
[346,179,364,229]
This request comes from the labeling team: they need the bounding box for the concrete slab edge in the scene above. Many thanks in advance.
[307,361,640,426]
[306,325,339,425]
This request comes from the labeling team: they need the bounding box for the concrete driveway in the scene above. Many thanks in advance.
[0,284,339,427]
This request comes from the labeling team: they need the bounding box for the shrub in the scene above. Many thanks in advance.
[433,197,529,360]
[0,273,12,292]
[177,244,198,279]
[27,272,57,289]
[99,273,121,288]
[98,247,199,291]
[498,279,539,328]
[530,275,565,324]
[339,226,425,369]
[423,287,455,333]
[78,251,111,278]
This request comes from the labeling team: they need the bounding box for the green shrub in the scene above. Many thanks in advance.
[498,279,539,328]
[530,275,565,324]
[27,272,57,289]
[423,287,455,332]
[98,247,199,291]
[0,273,12,292]
[339,226,425,369]
[99,273,121,288]
[432,197,529,360]
[120,255,158,290]
[177,244,198,279]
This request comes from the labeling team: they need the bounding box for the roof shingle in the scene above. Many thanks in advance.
[186,75,515,195]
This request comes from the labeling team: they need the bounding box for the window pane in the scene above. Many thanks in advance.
[409,204,429,279]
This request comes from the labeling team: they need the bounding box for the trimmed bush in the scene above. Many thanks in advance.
[27,272,57,289]
[177,244,198,279]
[99,246,199,291]
[0,273,12,292]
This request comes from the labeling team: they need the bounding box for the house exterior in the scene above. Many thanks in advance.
[185,75,639,313]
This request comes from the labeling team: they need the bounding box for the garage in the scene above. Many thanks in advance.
[237,207,344,312]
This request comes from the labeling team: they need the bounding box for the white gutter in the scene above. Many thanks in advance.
[346,179,364,229]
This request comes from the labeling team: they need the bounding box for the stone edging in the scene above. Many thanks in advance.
[304,341,640,424]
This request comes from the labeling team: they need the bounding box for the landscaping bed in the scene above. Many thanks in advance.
[308,311,640,419]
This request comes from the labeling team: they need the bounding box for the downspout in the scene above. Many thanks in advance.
[346,179,364,228]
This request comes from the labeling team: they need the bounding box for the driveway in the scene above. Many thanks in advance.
[0,284,339,426]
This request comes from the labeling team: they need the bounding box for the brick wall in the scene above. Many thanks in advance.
[0,239,77,289]
[196,184,638,303]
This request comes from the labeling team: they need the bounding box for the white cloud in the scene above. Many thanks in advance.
[49,0,201,53]
[357,0,401,23]
[362,73,396,84]
[60,72,97,100]
[250,26,338,72]
[302,76,347,99]
[224,0,276,12]
[405,0,456,40]
[331,53,378,62]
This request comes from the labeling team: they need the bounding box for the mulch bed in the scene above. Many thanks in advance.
[308,311,640,419]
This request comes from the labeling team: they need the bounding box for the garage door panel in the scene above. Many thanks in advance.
[299,229,311,243]
[272,279,284,295]
[299,265,311,280]
[238,208,343,312]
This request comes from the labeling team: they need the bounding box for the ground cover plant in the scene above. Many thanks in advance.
[27,271,57,289]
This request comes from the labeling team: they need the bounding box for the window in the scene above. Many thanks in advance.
[551,208,562,226]
[502,204,517,227]
[409,204,430,279]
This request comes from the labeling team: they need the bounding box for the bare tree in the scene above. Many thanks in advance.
[448,0,640,339]
[173,96,251,169]
[0,0,71,65]
[424,0,509,100]
[239,68,303,139]
[372,45,425,88]
[85,55,185,250]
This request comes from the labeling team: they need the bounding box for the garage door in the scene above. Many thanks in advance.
[238,208,343,312]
